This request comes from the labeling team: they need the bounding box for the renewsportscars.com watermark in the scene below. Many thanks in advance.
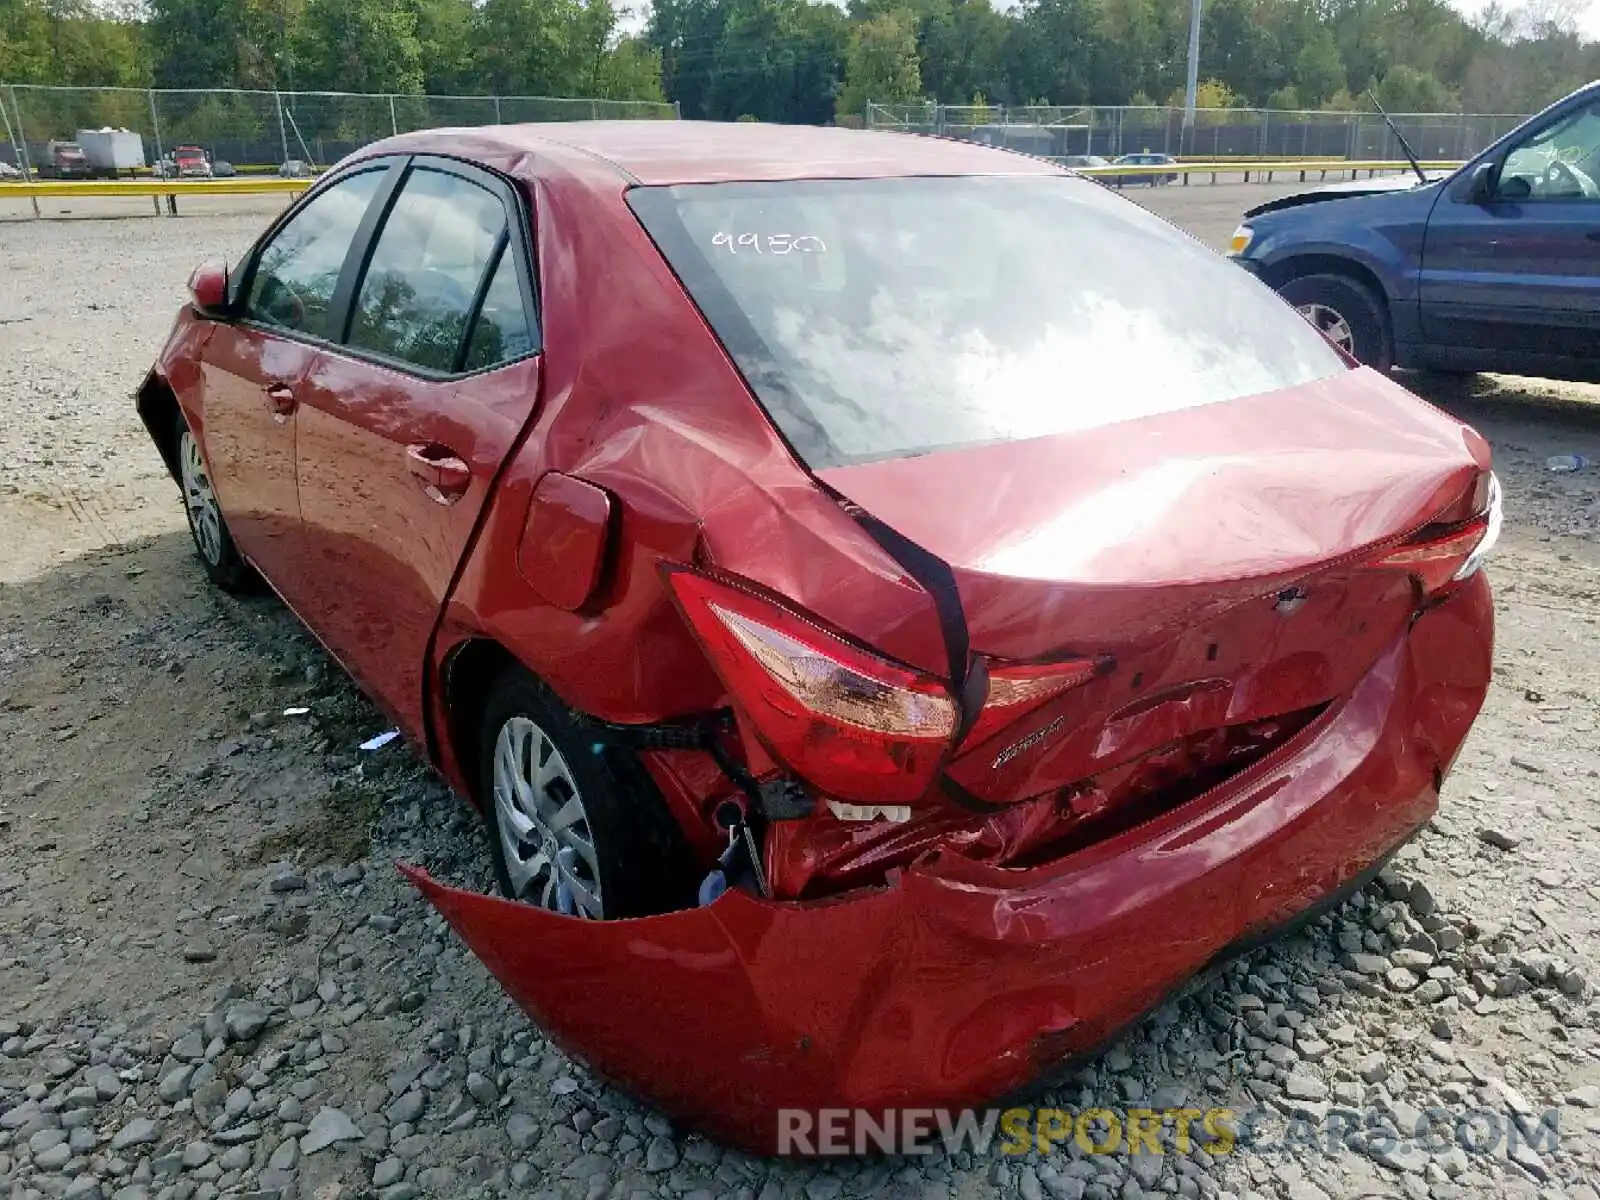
[777,1104,1563,1159]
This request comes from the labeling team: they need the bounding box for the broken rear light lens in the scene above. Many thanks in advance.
[1368,471,1501,596]
[662,567,959,803]
[1453,470,1502,582]
[960,658,1103,748]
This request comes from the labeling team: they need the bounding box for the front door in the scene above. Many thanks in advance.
[198,165,392,587]
[194,326,316,584]
[1420,93,1600,368]
[292,158,542,738]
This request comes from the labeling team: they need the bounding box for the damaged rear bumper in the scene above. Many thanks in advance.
[404,574,1492,1155]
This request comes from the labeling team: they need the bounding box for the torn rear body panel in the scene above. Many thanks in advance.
[408,565,1491,1154]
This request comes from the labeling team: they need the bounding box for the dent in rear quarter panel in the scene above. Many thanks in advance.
[531,160,950,677]
[436,161,950,746]
[431,165,739,753]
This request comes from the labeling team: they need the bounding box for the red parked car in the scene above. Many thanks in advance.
[138,121,1499,1153]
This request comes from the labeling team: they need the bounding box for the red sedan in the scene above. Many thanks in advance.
[138,121,1499,1153]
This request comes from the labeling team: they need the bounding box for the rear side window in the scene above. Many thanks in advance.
[628,175,1347,469]
[348,168,508,373]
[462,246,535,372]
[246,169,385,339]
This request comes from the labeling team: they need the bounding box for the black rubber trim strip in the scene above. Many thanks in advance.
[811,482,993,812]
[814,488,971,692]
[938,770,1013,814]
[569,709,721,752]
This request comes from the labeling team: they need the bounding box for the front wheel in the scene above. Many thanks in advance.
[176,416,255,592]
[1276,273,1393,372]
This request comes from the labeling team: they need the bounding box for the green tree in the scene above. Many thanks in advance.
[1197,0,1282,105]
[8,0,1600,140]
[477,0,626,98]
[598,36,668,102]
[405,0,482,94]
[293,0,424,93]
[1091,0,1162,109]
[836,8,921,118]
[145,0,301,89]
[647,0,729,119]
[1004,0,1097,106]
[850,0,1010,105]
[2,0,147,138]
[684,0,847,124]
[1374,62,1458,111]
[45,0,146,86]
[0,0,53,83]
[1294,27,1346,106]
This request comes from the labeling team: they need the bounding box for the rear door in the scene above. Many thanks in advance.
[292,156,542,738]
[1420,93,1600,367]
[197,163,395,589]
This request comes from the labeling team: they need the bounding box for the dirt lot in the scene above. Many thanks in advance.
[2,189,1600,1200]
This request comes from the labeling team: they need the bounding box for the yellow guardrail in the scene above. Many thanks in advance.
[0,176,313,215]
[1073,158,1463,185]
[1,177,311,197]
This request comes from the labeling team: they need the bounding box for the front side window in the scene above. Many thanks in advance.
[246,169,385,339]
[347,168,507,373]
[628,175,1348,470]
[1499,99,1600,201]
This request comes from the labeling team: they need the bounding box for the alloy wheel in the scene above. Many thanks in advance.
[491,715,604,918]
[179,431,223,566]
[1295,303,1355,354]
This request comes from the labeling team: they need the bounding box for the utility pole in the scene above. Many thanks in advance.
[1182,0,1202,154]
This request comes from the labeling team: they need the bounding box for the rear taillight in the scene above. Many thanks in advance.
[1368,471,1501,596]
[961,658,1103,748]
[662,567,959,803]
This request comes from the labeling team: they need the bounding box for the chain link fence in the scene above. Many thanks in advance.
[0,85,679,176]
[865,103,1532,162]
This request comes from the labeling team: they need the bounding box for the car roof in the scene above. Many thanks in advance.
[369,120,1066,186]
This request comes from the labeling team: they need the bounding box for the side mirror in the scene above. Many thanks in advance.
[187,259,228,313]
[1467,161,1497,205]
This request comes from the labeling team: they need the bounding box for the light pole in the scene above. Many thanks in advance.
[1182,0,1202,154]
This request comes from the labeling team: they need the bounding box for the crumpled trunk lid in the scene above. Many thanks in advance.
[805,367,1484,822]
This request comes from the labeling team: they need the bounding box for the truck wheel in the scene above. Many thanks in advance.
[1277,273,1393,372]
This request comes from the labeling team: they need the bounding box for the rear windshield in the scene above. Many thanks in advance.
[627,175,1347,469]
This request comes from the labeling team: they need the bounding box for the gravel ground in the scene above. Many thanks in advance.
[3,192,1600,1200]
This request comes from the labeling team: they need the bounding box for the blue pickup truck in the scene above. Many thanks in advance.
[1229,81,1600,384]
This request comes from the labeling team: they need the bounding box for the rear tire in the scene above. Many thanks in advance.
[477,667,698,919]
[176,414,255,593]
[1277,273,1392,371]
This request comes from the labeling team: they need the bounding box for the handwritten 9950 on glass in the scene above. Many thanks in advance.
[711,232,827,255]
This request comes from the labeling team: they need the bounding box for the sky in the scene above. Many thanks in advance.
[1451,0,1600,37]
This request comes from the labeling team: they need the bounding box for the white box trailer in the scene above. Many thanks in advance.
[76,128,145,174]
